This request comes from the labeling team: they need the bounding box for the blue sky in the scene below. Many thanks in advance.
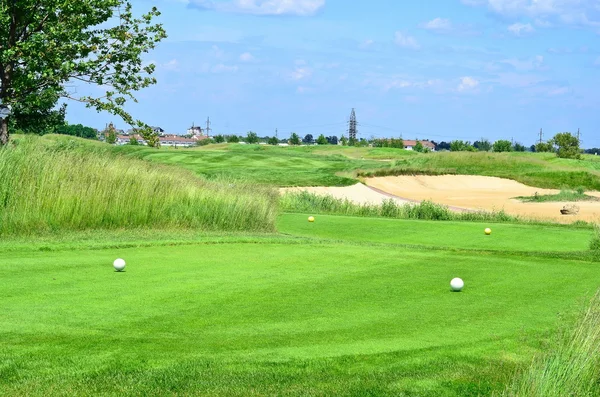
[67,0,600,147]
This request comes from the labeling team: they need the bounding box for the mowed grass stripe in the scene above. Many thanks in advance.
[1,243,598,360]
[277,214,592,252]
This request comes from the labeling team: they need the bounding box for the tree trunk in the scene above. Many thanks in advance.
[0,118,9,146]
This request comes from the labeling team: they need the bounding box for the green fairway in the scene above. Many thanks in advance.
[110,142,600,190]
[278,213,593,253]
[114,144,388,186]
[1,216,599,396]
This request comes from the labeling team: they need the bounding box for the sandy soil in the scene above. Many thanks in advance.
[365,175,600,223]
[280,183,411,206]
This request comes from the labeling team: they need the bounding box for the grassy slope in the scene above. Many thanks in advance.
[0,135,278,234]
[113,143,600,190]
[114,144,389,186]
[1,216,598,396]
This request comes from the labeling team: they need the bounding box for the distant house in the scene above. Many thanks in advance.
[150,126,165,135]
[115,133,203,147]
[187,125,203,137]
[403,140,436,151]
[159,134,201,147]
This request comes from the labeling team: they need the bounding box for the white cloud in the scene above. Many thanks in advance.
[548,86,569,95]
[394,32,420,49]
[162,59,180,71]
[290,67,312,80]
[501,55,544,71]
[211,64,238,73]
[458,76,479,91]
[190,0,325,16]
[507,22,535,35]
[359,39,375,49]
[422,18,452,31]
[463,0,600,28]
[210,45,225,59]
[239,52,254,62]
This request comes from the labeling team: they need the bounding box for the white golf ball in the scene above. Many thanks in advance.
[450,277,464,292]
[113,258,126,272]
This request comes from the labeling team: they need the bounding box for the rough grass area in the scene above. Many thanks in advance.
[0,136,278,235]
[515,189,599,203]
[1,216,599,396]
[280,190,521,223]
[498,289,600,397]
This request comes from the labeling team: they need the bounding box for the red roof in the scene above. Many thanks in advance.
[403,140,435,148]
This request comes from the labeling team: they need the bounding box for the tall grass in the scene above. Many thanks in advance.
[516,188,598,203]
[498,289,600,396]
[0,136,278,235]
[280,191,518,222]
[591,224,600,251]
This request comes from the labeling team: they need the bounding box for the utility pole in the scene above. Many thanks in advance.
[348,108,357,141]
[205,117,211,138]
[577,128,581,141]
[538,128,543,144]
[275,128,278,139]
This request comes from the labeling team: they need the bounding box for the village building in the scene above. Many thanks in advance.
[403,140,436,151]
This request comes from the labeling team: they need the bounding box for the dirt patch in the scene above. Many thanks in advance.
[280,183,412,206]
[365,175,600,223]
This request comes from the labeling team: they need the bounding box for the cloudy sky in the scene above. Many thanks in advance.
[67,0,600,147]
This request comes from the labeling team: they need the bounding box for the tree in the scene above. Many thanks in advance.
[227,135,240,143]
[473,139,492,152]
[551,132,581,159]
[413,141,424,153]
[435,141,451,151]
[535,142,554,153]
[327,135,338,145]
[0,0,167,146]
[513,142,526,152]
[289,133,301,145]
[348,136,358,146]
[267,136,279,145]
[246,131,259,144]
[316,134,328,145]
[104,124,117,144]
[303,134,314,144]
[492,140,513,153]
[213,134,225,143]
[129,135,139,145]
[530,145,536,152]
[8,88,67,135]
[340,135,348,146]
[389,138,404,149]
[56,124,98,140]
[450,140,476,152]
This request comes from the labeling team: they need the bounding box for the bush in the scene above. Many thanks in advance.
[493,140,513,153]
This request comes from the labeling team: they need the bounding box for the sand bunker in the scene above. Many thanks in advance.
[280,183,411,206]
[366,175,600,223]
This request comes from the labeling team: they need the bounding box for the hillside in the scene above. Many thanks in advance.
[0,135,278,235]
[113,143,600,190]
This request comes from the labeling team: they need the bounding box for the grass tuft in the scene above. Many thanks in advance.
[0,135,278,235]
[516,189,599,203]
[498,289,600,397]
[280,191,519,222]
